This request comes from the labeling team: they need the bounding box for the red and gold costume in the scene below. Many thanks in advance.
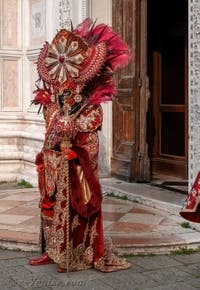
[180,172,200,223]
[29,18,131,272]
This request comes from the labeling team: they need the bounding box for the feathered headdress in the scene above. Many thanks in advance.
[33,18,131,108]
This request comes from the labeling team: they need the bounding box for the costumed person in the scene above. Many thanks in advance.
[28,18,132,273]
[180,172,200,223]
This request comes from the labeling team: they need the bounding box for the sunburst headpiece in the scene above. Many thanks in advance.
[33,18,131,108]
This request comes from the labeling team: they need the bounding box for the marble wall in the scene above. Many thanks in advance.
[0,0,51,186]
[0,0,112,185]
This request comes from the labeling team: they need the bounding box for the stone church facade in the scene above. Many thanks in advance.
[0,0,199,189]
[0,0,112,186]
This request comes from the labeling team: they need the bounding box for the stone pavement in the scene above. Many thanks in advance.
[2,178,200,289]
[2,248,200,289]
[1,177,200,255]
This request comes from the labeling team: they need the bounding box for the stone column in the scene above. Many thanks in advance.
[189,0,200,187]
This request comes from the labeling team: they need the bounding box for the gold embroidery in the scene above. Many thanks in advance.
[40,103,131,273]
[42,217,52,251]
[65,152,70,272]
[89,218,98,245]
[94,238,131,272]
[47,155,70,265]
[83,246,93,265]
[76,131,99,171]
[75,105,103,132]
[71,215,80,232]
[43,150,59,196]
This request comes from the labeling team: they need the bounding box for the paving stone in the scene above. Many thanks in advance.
[0,185,200,254]
[0,249,30,259]
[102,203,134,213]
[187,277,200,288]
[132,255,182,270]
[3,250,200,289]
[171,252,200,264]
[143,282,197,290]
[99,271,159,290]
[146,268,193,284]
[51,268,105,281]
[50,279,115,290]
[3,182,200,289]
[178,263,200,277]
[0,257,28,267]
[176,232,200,243]
[16,276,65,289]
[0,285,24,290]
[119,213,165,225]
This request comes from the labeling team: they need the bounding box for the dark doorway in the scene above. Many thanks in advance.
[147,0,188,184]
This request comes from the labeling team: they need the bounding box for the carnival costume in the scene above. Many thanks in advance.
[28,18,131,272]
[180,172,200,223]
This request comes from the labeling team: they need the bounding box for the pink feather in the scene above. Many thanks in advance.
[92,24,132,70]
[73,18,92,38]
[108,53,132,70]
[89,83,117,105]
[83,22,132,71]
[74,18,132,104]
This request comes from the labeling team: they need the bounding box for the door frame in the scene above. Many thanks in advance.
[147,0,188,180]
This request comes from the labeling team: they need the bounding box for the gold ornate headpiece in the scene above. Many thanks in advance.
[33,18,131,108]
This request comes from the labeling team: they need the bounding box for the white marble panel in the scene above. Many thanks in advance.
[28,58,40,113]
[21,161,38,186]
[0,160,23,180]
[2,0,18,48]
[2,58,21,111]
[29,0,46,47]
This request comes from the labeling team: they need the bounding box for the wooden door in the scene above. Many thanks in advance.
[111,0,150,181]
[147,0,188,179]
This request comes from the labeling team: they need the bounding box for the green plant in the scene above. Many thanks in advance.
[17,179,33,188]
[0,181,6,184]
[170,247,199,255]
[180,222,192,229]
[106,192,128,200]
[123,252,156,257]
[105,191,139,203]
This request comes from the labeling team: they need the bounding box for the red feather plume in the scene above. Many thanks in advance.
[88,82,117,105]
[74,18,132,72]
[74,18,132,105]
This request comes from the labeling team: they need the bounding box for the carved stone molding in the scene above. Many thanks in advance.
[58,0,72,29]
[81,0,88,20]
[189,0,200,186]
[58,0,88,29]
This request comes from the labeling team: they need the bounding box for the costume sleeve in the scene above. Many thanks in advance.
[75,104,103,132]
[73,104,103,172]
[70,105,103,218]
